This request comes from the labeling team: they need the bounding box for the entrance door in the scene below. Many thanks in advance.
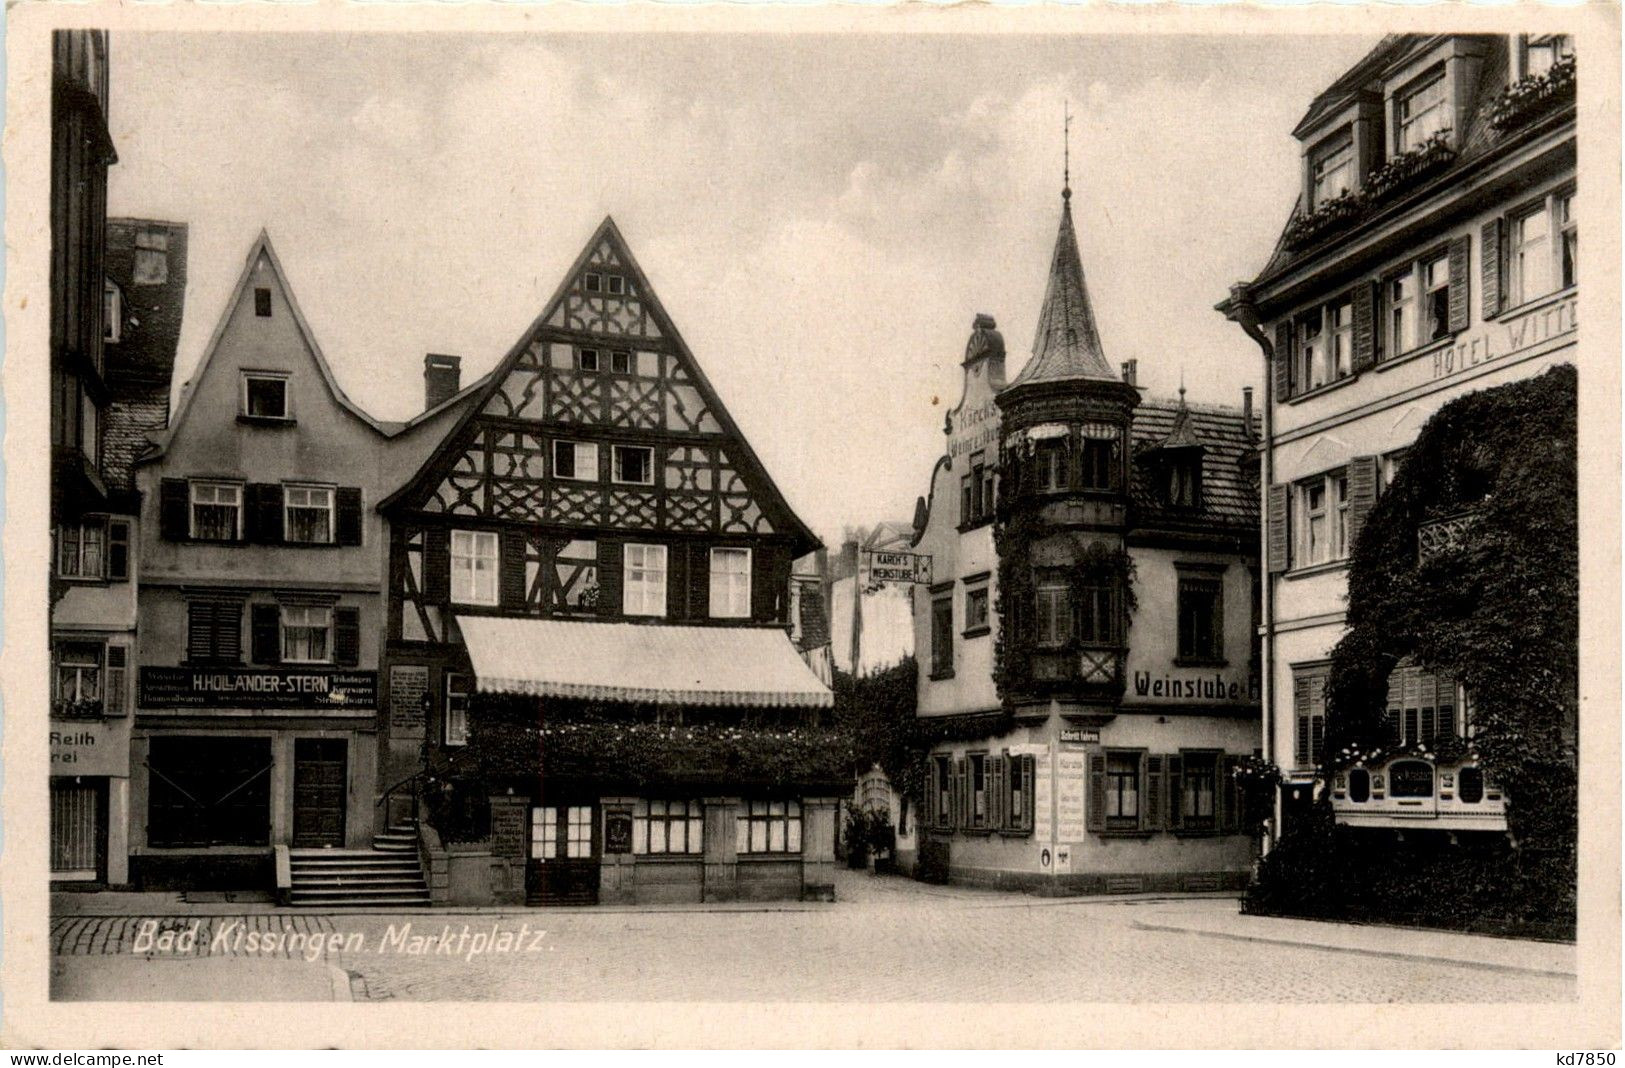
[50,780,102,881]
[292,739,348,848]
[526,803,600,905]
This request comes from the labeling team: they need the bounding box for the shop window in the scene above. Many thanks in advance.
[736,799,802,854]
[612,445,654,486]
[190,481,243,541]
[963,584,990,637]
[1292,666,1329,769]
[1309,129,1355,208]
[553,440,598,482]
[186,600,243,664]
[709,547,751,619]
[1176,575,1224,663]
[633,800,704,855]
[530,805,594,862]
[444,672,470,747]
[1396,69,1449,153]
[450,530,499,606]
[1389,760,1436,799]
[280,605,332,664]
[241,372,289,419]
[1104,751,1140,830]
[930,593,954,678]
[284,484,335,544]
[147,737,273,848]
[623,544,668,617]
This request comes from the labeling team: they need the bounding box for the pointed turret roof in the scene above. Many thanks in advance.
[1005,189,1118,391]
[1153,387,1206,451]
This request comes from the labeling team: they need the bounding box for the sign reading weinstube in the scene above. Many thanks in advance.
[863,549,933,586]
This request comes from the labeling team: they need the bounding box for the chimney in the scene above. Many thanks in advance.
[1121,358,1138,387]
[424,354,461,411]
[1242,386,1254,435]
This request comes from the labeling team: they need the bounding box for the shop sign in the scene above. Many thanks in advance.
[1132,670,1253,703]
[1430,294,1576,382]
[50,720,130,777]
[1059,728,1099,746]
[139,667,377,710]
[863,549,933,586]
[605,813,633,855]
[948,399,999,459]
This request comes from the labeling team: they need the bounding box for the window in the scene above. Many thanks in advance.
[623,544,668,616]
[709,547,751,618]
[1310,131,1354,208]
[187,601,243,664]
[962,452,992,525]
[108,519,130,580]
[612,445,654,485]
[634,800,703,855]
[968,753,988,827]
[1510,203,1553,306]
[1295,313,1324,391]
[930,593,954,677]
[1006,754,1031,832]
[584,273,602,293]
[1396,70,1448,153]
[1379,449,1408,494]
[578,348,600,372]
[1035,440,1068,493]
[253,287,272,317]
[1293,667,1329,769]
[1167,460,1198,507]
[284,485,334,544]
[444,672,471,747]
[1387,271,1417,356]
[1080,437,1115,490]
[554,539,599,611]
[1384,252,1454,358]
[964,585,990,636]
[1105,752,1140,829]
[55,642,102,709]
[1076,583,1116,646]
[280,605,331,664]
[932,756,952,828]
[1180,751,1221,830]
[1034,578,1071,647]
[1385,661,1457,746]
[1524,34,1573,77]
[553,440,599,482]
[450,530,499,606]
[1457,766,1485,804]
[1328,300,1353,380]
[1296,471,1348,567]
[1177,576,1224,662]
[241,372,289,419]
[530,805,594,862]
[606,275,625,296]
[610,350,631,375]
[1558,191,1576,289]
[103,282,121,343]
[736,799,802,854]
[190,482,243,541]
[1422,255,1451,343]
[147,737,272,848]
[57,521,105,579]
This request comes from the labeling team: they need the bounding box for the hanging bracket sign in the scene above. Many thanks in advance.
[863,550,933,586]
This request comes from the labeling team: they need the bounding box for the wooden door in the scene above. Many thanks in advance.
[292,738,348,848]
[526,802,600,905]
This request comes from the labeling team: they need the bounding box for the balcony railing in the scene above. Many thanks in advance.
[1418,510,1480,562]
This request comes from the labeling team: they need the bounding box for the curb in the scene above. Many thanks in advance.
[1131,919,1578,980]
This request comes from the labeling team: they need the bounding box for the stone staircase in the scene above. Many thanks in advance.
[287,818,431,908]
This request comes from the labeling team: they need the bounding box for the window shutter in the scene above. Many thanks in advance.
[1086,753,1107,833]
[1166,753,1184,831]
[1351,282,1376,373]
[1273,321,1293,402]
[215,602,243,663]
[1309,675,1327,764]
[666,542,689,620]
[752,544,783,623]
[333,606,361,667]
[107,519,131,580]
[1266,483,1290,574]
[423,528,451,603]
[160,479,190,541]
[105,645,128,716]
[597,539,623,617]
[1017,755,1036,831]
[335,487,363,546]
[500,531,527,610]
[988,754,1006,831]
[1222,755,1242,834]
[1447,234,1472,333]
[1145,755,1164,831]
[251,604,281,665]
[688,545,709,619]
[1344,455,1380,550]
[1294,677,1312,766]
[187,602,212,662]
[244,483,277,544]
[1481,218,1503,319]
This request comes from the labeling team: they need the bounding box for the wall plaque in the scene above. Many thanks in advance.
[389,665,430,736]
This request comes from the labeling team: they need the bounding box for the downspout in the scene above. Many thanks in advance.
[1224,283,1278,852]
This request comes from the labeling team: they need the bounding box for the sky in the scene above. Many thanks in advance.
[107,31,1379,547]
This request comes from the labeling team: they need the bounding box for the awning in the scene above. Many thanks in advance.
[457,617,835,709]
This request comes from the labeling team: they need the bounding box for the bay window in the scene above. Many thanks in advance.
[623,543,667,616]
[709,547,751,619]
[450,530,499,605]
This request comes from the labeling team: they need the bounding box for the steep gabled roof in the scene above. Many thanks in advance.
[1129,399,1260,535]
[1003,190,1118,391]
[381,215,821,558]
[144,230,388,461]
[1149,392,1205,452]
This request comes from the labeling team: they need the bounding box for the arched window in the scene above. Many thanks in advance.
[1458,766,1485,804]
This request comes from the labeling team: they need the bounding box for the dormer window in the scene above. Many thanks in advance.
[1309,131,1355,208]
[241,372,290,420]
[1396,70,1448,153]
[1523,34,1573,78]
[1168,459,1200,508]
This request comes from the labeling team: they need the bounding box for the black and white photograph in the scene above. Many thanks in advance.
[5,2,1619,1051]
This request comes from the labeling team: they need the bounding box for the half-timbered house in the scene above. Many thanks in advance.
[379,216,837,906]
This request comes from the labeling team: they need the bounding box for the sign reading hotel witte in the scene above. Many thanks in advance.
[139,667,378,709]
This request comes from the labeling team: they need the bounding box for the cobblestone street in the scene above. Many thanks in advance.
[51,872,1576,1003]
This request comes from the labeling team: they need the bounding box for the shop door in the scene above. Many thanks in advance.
[292,739,348,848]
[50,781,102,881]
[526,803,600,905]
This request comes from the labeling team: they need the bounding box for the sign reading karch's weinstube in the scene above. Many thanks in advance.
[139,667,378,709]
[862,549,933,586]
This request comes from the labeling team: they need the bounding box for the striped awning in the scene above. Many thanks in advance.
[457,616,835,709]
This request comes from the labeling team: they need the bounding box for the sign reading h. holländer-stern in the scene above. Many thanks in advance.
[139,667,378,709]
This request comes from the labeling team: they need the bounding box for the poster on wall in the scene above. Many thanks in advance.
[1033,749,1053,841]
[1056,750,1088,842]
